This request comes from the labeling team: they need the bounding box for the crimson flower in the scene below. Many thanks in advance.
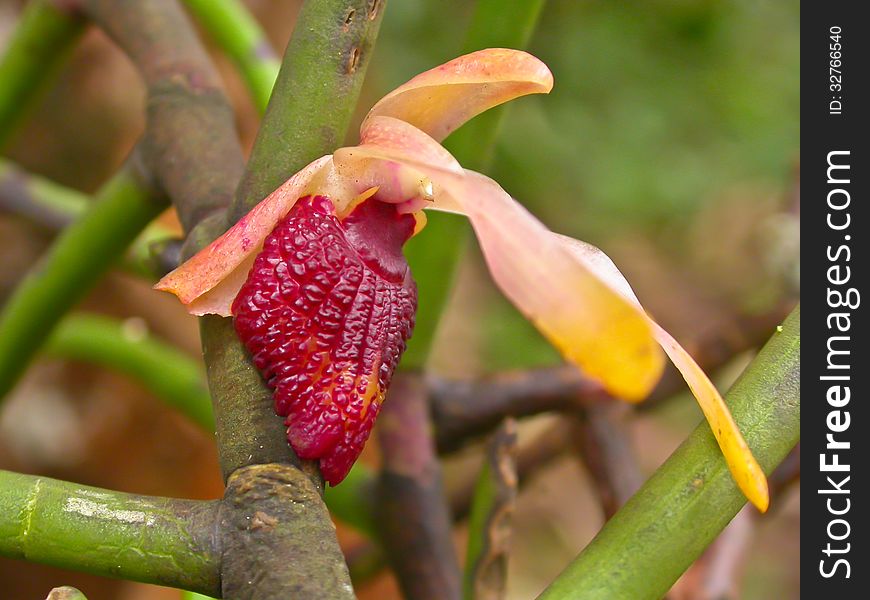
[156,49,768,511]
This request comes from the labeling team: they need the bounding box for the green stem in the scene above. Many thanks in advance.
[199,0,388,484]
[0,0,85,148]
[0,158,176,277]
[230,0,385,221]
[0,157,89,224]
[181,592,215,600]
[182,0,280,113]
[44,314,214,432]
[41,309,376,535]
[402,0,547,367]
[539,305,800,600]
[0,470,221,595]
[0,162,164,402]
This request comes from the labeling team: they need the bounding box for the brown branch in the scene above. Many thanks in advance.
[464,419,518,600]
[221,464,354,599]
[572,398,644,519]
[375,372,462,600]
[77,0,243,233]
[348,420,573,583]
[430,305,789,451]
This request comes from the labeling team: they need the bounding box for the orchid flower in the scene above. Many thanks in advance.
[155,49,768,511]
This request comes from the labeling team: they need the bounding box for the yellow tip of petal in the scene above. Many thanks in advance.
[651,321,770,512]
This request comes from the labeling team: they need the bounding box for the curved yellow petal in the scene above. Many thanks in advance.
[362,48,554,143]
[653,322,769,512]
[556,236,769,512]
[154,155,333,316]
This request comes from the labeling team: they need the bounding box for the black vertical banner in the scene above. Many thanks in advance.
[803,3,868,596]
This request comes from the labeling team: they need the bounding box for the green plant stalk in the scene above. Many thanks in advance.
[0,158,176,277]
[0,157,89,222]
[229,0,385,221]
[44,314,214,432]
[182,0,280,113]
[181,592,215,600]
[199,0,387,484]
[0,0,85,148]
[40,311,374,533]
[0,164,164,402]
[0,469,221,595]
[539,305,801,600]
[403,0,547,368]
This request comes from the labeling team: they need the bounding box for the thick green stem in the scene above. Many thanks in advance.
[199,0,387,484]
[0,470,221,595]
[539,305,800,600]
[41,311,376,537]
[230,0,385,221]
[0,0,85,148]
[402,0,547,367]
[182,0,280,113]
[0,161,164,402]
[44,314,214,432]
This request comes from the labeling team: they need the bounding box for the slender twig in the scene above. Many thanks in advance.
[348,419,574,583]
[0,159,165,402]
[376,373,462,600]
[0,157,90,228]
[0,0,85,148]
[572,400,643,519]
[431,305,789,451]
[0,470,221,595]
[44,313,214,431]
[182,0,280,113]
[463,420,518,600]
[539,306,800,600]
[0,158,178,277]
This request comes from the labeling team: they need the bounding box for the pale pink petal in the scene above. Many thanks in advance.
[334,117,464,207]
[154,155,333,316]
[362,49,553,142]
[339,131,664,399]
[557,236,769,512]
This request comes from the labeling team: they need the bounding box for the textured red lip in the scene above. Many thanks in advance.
[232,195,417,485]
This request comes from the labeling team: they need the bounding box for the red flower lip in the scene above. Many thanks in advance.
[232,195,417,485]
